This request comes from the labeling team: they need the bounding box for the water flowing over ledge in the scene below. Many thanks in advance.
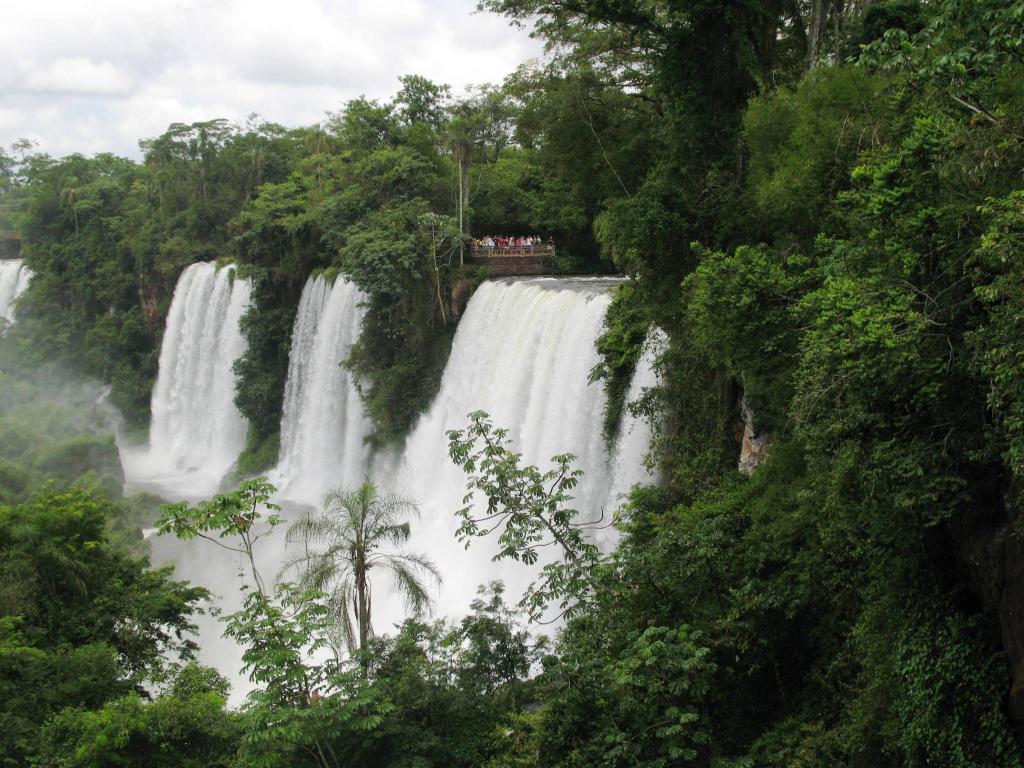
[122,262,251,498]
[272,274,372,504]
[378,277,658,624]
[271,275,664,626]
[599,326,666,544]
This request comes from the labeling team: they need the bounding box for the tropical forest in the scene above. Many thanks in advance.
[1,0,1024,765]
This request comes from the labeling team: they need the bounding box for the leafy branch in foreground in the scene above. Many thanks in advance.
[156,479,388,768]
[446,410,603,621]
[156,476,282,597]
[223,581,332,703]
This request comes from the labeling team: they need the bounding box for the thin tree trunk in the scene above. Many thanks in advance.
[461,157,470,236]
[356,562,369,665]
[432,239,448,327]
[806,0,830,68]
[312,736,335,768]
[246,545,266,599]
[833,0,844,60]
[457,154,468,266]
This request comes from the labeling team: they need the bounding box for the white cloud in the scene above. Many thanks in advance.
[0,0,543,158]
[25,58,134,96]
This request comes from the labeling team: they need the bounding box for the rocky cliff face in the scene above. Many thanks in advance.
[450,279,474,321]
[738,393,772,476]
[956,493,1024,741]
[137,279,162,335]
[0,235,20,261]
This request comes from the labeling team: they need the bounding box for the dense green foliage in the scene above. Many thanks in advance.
[543,0,1024,764]
[0,490,208,766]
[155,479,544,768]
[439,0,1024,764]
[3,121,298,430]
[3,0,1024,764]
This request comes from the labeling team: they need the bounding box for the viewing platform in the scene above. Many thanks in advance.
[466,244,555,276]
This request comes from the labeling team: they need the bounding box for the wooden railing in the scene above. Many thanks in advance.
[466,244,556,276]
[469,244,555,259]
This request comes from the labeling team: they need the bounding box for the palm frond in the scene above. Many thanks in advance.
[287,511,349,546]
[385,550,442,584]
[373,491,420,525]
[326,584,357,655]
[377,522,412,546]
[384,554,440,617]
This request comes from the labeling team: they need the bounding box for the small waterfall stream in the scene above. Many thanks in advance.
[0,259,32,326]
[603,328,666,507]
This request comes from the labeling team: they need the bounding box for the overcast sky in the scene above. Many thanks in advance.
[0,0,544,159]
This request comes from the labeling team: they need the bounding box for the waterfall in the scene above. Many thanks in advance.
[0,259,32,326]
[122,262,251,498]
[148,274,661,701]
[273,274,372,504]
[381,276,648,624]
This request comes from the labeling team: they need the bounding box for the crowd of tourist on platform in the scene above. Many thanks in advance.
[472,235,552,249]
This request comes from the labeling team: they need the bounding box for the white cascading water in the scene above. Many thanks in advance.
[0,259,32,326]
[376,276,651,625]
[272,274,372,504]
[122,261,251,498]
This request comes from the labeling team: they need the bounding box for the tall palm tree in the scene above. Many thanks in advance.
[284,481,440,659]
